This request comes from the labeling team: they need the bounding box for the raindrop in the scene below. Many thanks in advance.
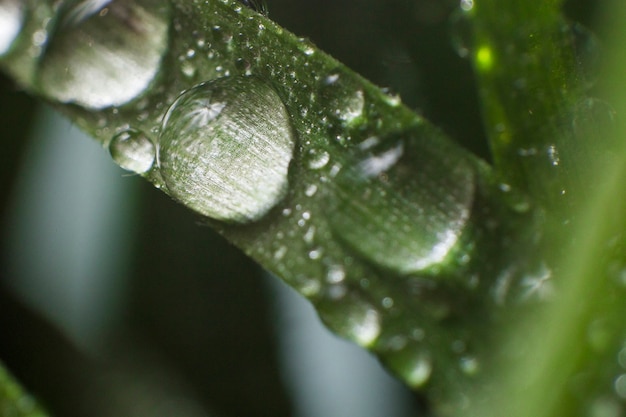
[319,299,382,347]
[0,0,24,56]
[38,0,169,109]
[395,351,433,388]
[158,76,295,224]
[306,148,330,170]
[109,128,155,174]
[328,131,475,275]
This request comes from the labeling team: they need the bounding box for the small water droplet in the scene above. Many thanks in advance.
[109,128,155,174]
[325,73,340,85]
[293,275,321,297]
[158,76,295,223]
[306,148,330,170]
[39,0,169,109]
[0,0,24,56]
[274,245,287,260]
[381,297,394,309]
[320,299,382,347]
[547,144,560,166]
[326,265,346,284]
[334,90,365,125]
[615,374,626,399]
[459,356,479,375]
[328,131,475,274]
[399,352,433,388]
[304,184,318,197]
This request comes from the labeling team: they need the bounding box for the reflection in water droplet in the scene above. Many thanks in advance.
[158,76,295,223]
[0,0,24,56]
[320,299,381,348]
[39,0,169,109]
[109,129,155,174]
[329,132,475,274]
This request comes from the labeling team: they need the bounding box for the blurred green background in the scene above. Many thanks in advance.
[0,0,601,416]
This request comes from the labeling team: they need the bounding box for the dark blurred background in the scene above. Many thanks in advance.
[0,1,600,416]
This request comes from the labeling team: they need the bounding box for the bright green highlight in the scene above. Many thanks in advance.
[475,45,494,72]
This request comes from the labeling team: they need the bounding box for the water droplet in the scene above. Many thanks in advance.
[326,265,346,284]
[109,129,155,174]
[324,73,340,85]
[615,374,626,399]
[304,184,318,197]
[319,299,382,347]
[0,0,24,56]
[459,356,479,375]
[158,76,295,223]
[334,90,365,125]
[547,144,560,166]
[306,148,330,170]
[381,297,394,309]
[396,351,433,388]
[293,275,321,297]
[39,0,169,109]
[328,132,475,274]
[460,0,474,11]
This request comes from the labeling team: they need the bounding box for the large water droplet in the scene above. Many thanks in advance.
[0,0,24,56]
[109,128,155,174]
[328,132,475,275]
[158,76,295,223]
[319,297,382,348]
[38,0,169,109]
